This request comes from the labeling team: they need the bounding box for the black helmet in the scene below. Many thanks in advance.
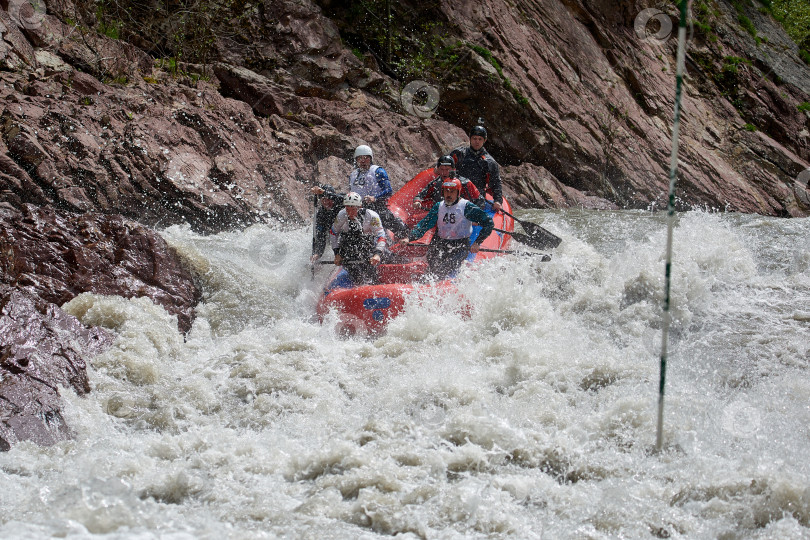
[436,155,454,167]
[469,125,487,138]
[318,185,344,203]
[322,190,343,204]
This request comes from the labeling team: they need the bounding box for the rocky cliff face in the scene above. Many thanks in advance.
[2,0,808,224]
[0,0,808,449]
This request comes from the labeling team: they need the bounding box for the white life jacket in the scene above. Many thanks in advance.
[437,198,472,240]
[349,165,381,198]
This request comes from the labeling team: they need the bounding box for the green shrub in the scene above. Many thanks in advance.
[332,0,450,80]
[470,44,529,106]
[95,4,121,39]
[770,0,810,51]
[76,0,250,67]
[723,56,752,71]
[739,14,757,37]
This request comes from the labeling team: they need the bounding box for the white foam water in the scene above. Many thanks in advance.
[1,210,808,539]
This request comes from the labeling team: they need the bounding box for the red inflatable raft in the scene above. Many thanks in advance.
[316,168,514,336]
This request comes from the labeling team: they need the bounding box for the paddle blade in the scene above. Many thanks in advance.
[509,229,562,249]
[508,231,554,251]
[517,221,562,249]
[500,209,562,249]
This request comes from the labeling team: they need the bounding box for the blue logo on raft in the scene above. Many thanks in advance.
[372,309,385,322]
[363,297,391,310]
[323,269,354,296]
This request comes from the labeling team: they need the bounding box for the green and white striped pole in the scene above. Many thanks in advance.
[656,0,689,453]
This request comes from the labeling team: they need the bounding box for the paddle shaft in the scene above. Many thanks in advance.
[311,193,318,281]
[478,248,551,261]
[492,228,549,251]
[498,208,529,228]
[317,260,371,265]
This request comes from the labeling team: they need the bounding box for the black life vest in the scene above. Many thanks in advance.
[340,209,373,261]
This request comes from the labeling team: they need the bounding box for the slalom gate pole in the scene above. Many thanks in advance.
[656,0,689,453]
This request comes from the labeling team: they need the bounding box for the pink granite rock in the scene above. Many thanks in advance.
[0,284,113,449]
[0,204,200,333]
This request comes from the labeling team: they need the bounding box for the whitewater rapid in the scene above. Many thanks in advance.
[1,210,808,539]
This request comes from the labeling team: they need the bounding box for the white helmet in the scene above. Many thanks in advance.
[344,192,363,207]
[354,145,373,160]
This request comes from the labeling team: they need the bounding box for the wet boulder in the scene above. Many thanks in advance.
[0,203,200,333]
[0,284,113,450]
[0,203,201,451]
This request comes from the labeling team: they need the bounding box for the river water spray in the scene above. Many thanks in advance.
[1,210,808,539]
